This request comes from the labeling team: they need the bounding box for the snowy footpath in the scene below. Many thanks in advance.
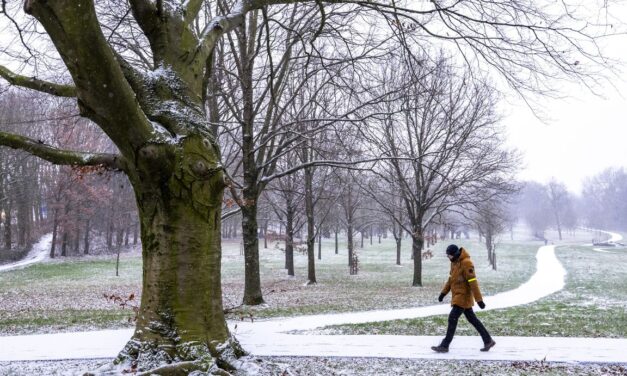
[0,233,52,272]
[0,232,626,364]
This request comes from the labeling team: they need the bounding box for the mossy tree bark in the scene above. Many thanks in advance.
[116,136,238,371]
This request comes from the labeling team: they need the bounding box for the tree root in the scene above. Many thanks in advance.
[84,336,247,376]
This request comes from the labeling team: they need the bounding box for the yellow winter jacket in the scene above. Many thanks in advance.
[440,248,483,309]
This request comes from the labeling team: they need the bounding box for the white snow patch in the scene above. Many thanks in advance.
[232,356,262,375]
[0,329,131,362]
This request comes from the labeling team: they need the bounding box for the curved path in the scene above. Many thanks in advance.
[0,233,52,272]
[586,229,625,253]
[1,235,626,364]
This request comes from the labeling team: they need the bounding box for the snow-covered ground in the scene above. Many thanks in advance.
[0,234,52,272]
[0,231,625,366]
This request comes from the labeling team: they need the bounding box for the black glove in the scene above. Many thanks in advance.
[477,301,486,309]
[438,293,445,302]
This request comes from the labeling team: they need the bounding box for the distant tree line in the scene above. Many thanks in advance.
[0,91,136,258]
[517,171,627,241]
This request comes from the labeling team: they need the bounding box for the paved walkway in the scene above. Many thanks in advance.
[239,334,627,363]
[0,231,625,364]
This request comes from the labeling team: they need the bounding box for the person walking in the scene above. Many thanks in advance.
[431,244,496,353]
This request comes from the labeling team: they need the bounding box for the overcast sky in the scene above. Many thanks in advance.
[502,16,627,195]
[504,86,627,194]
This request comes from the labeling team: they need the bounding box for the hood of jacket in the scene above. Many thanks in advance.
[457,247,470,262]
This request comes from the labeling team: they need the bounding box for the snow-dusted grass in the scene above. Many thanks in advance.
[221,238,537,319]
[1,357,626,376]
[0,236,539,334]
[0,254,141,335]
[323,243,627,338]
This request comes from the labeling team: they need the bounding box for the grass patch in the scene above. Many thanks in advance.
[0,309,133,335]
[0,255,141,335]
[222,239,538,319]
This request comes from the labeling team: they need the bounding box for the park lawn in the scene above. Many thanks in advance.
[0,235,539,335]
[322,243,627,338]
[222,239,538,318]
[0,254,142,335]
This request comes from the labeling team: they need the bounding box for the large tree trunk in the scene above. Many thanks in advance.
[115,137,243,372]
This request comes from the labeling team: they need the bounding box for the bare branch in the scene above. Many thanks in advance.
[0,131,125,170]
[0,65,76,97]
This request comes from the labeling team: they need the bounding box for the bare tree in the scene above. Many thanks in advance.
[581,168,627,231]
[364,55,518,286]
[474,198,516,270]
[266,156,306,277]
[547,179,575,240]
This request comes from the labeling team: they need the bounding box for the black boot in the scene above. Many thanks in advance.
[431,345,449,353]
[480,339,496,352]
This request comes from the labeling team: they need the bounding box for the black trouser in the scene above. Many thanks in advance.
[440,305,492,347]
